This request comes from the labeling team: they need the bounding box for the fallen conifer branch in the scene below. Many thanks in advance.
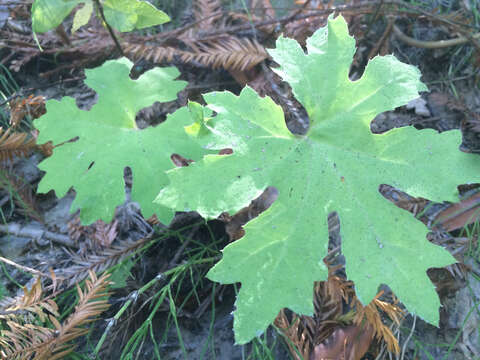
[0,223,76,248]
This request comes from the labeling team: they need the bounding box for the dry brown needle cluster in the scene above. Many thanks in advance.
[0,271,112,360]
[0,94,49,161]
[275,272,403,360]
[125,36,268,72]
[0,128,36,163]
[125,0,270,71]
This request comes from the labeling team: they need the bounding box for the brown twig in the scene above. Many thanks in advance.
[392,23,480,49]
[364,0,385,37]
[0,223,77,248]
[286,0,312,24]
[368,15,394,58]
[0,255,51,279]
[54,24,71,46]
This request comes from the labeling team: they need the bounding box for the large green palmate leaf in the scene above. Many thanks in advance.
[36,58,207,224]
[155,15,480,343]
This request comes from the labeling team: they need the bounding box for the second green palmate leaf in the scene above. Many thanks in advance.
[155,15,479,343]
[36,58,207,224]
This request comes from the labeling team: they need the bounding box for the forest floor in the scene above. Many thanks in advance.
[0,0,480,359]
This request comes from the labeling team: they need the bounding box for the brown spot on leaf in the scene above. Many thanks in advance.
[219,148,233,155]
[171,153,193,167]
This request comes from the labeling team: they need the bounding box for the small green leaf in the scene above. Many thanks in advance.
[109,259,134,288]
[184,101,211,138]
[32,0,83,33]
[0,281,5,301]
[71,0,93,33]
[36,58,206,225]
[103,0,170,32]
[156,15,480,343]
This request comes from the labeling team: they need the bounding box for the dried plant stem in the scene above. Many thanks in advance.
[400,315,416,360]
[392,24,480,49]
[0,223,76,248]
[0,255,50,278]
[92,0,124,56]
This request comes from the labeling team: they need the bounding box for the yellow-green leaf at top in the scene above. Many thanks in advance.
[32,0,169,33]
[103,0,170,32]
[72,1,93,33]
[32,0,83,33]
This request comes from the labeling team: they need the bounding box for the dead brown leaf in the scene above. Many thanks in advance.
[434,190,480,232]
[9,95,46,128]
[311,323,374,360]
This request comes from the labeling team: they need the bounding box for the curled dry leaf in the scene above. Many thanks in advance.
[0,127,36,161]
[381,183,480,232]
[434,189,480,232]
[276,273,403,360]
[311,323,375,360]
[9,95,46,128]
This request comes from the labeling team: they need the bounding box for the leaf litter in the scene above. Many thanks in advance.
[1,0,480,359]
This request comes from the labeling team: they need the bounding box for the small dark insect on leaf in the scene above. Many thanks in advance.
[171,153,193,167]
[219,148,233,155]
[53,136,80,149]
